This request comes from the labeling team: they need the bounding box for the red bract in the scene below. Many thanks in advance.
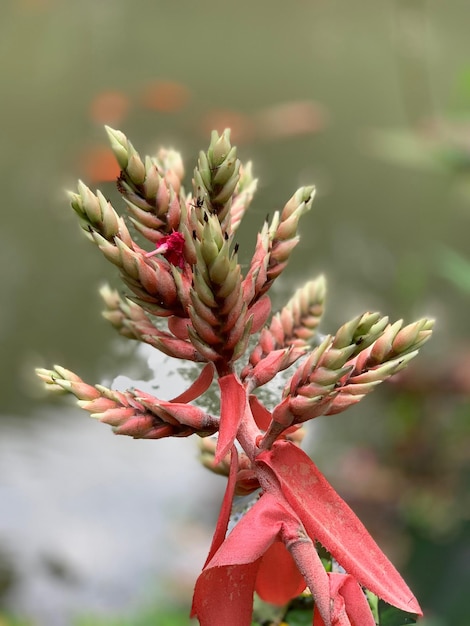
[192,439,421,626]
[191,493,331,626]
[256,442,422,616]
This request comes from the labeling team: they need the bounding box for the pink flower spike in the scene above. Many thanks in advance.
[145,231,186,268]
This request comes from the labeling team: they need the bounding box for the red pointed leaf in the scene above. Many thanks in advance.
[255,540,306,605]
[256,441,422,616]
[215,374,247,463]
[170,362,214,403]
[192,561,260,626]
[249,394,272,431]
[203,446,239,567]
[191,493,283,626]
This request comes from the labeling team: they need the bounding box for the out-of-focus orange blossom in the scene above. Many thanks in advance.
[200,109,255,144]
[77,145,120,183]
[18,0,55,11]
[198,101,326,143]
[255,100,327,139]
[88,91,131,125]
[139,80,190,112]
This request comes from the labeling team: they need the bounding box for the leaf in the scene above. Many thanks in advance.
[169,362,214,403]
[257,441,422,616]
[202,446,238,567]
[255,540,306,605]
[191,494,284,626]
[215,373,247,463]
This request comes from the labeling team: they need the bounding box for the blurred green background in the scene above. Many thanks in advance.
[1,0,469,624]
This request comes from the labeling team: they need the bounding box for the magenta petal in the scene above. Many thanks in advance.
[215,373,247,464]
[257,441,422,616]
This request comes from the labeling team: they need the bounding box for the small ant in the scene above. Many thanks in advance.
[189,196,205,212]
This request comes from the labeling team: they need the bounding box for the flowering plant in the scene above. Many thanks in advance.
[37,127,432,625]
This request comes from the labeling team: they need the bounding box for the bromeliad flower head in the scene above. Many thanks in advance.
[37,127,433,626]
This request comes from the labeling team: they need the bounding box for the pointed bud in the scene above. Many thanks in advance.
[105,126,129,169]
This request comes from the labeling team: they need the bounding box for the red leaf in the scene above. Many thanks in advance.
[255,540,306,605]
[256,441,422,616]
[192,561,260,626]
[203,446,239,568]
[191,493,282,626]
[170,363,214,403]
[215,373,247,463]
[192,491,334,626]
[249,394,272,431]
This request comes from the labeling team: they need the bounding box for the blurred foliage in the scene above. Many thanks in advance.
[0,606,196,626]
[437,247,470,295]
[74,606,195,626]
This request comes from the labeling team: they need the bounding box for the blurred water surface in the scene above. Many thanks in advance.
[1,1,470,624]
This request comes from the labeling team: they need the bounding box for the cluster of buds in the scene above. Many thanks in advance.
[36,127,432,626]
